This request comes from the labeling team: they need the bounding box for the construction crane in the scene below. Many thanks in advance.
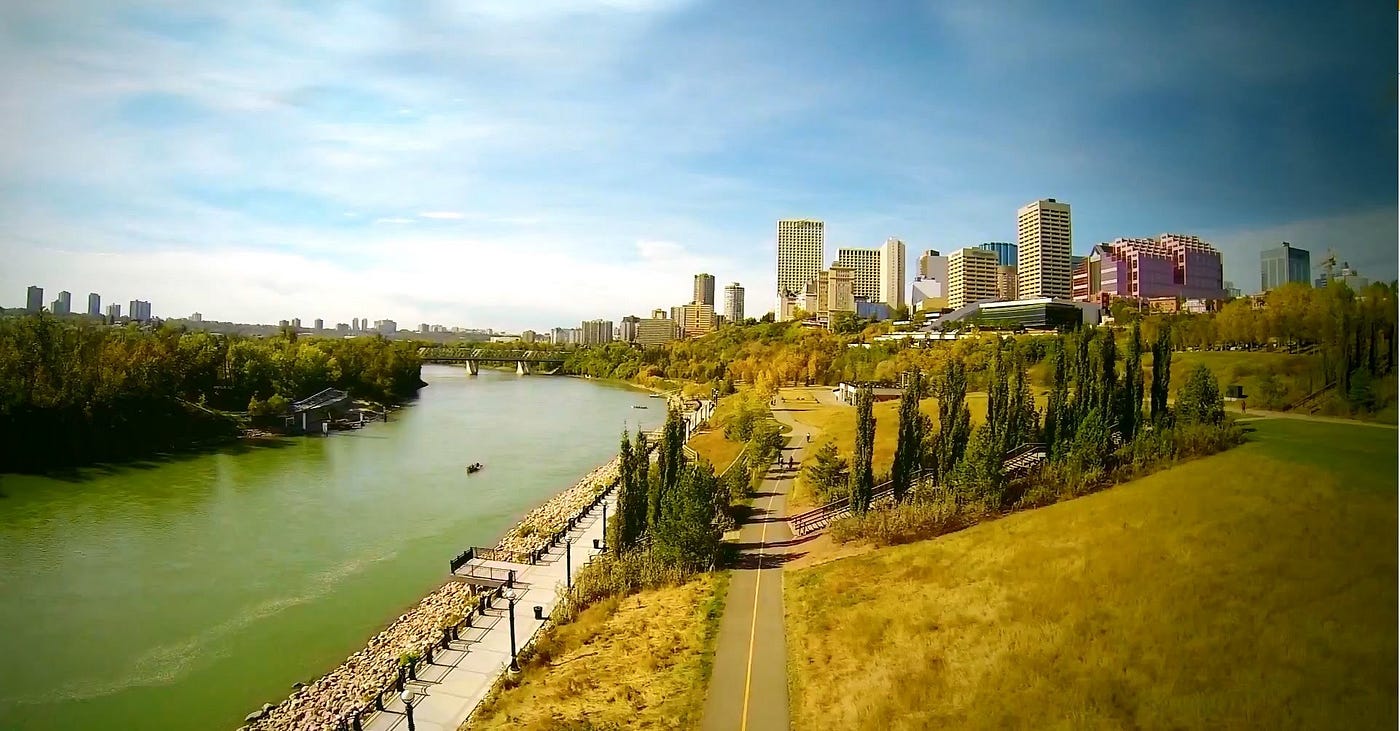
[1315,249,1338,285]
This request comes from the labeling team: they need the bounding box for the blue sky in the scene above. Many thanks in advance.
[1,0,1394,329]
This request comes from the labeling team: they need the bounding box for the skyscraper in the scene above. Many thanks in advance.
[1016,198,1072,300]
[352,317,360,331]
[618,316,640,343]
[680,304,716,337]
[87,293,101,316]
[723,282,745,323]
[979,242,1018,267]
[916,250,948,287]
[879,237,906,309]
[834,247,881,301]
[582,319,614,345]
[106,303,121,319]
[54,291,72,315]
[1260,242,1311,291]
[128,300,151,321]
[26,285,43,312]
[995,265,1018,301]
[692,273,716,306]
[776,219,824,299]
[948,247,999,310]
[314,318,324,330]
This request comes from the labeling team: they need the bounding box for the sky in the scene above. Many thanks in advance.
[1,0,1394,331]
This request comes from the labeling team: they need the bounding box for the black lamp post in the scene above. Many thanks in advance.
[565,537,572,589]
[506,589,520,673]
[601,501,608,549]
[400,688,418,731]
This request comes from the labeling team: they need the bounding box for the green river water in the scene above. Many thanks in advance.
[0,366,663,731]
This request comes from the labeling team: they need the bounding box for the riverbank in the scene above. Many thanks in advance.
[240,454,628,730]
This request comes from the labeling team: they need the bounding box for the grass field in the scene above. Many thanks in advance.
[785,417,1398,730]
[465,572,728,730]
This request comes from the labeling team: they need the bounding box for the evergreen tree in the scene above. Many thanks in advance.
[632,430,650,539]
[612,430,635,557]
[849,384,876,514]
[1071,326,1095,422]
[1121,321,1144,438]
[1096,328,1118,419]
[986,339,1009,445]
[1043,340,1070,455]
[804,441,849,503]
[652,407,686,531]
[1176,364,1225,425]
[930,360,973,481]
[654,462,722,570]
[1151,325,1173,420]
[1007,343,1039,449]
[890,369,924,501]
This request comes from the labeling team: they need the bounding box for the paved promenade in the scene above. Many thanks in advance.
[362,493,614,731]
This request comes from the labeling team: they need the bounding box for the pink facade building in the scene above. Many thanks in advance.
[1072,234,1225,304]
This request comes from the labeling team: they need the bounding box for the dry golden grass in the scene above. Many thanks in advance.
[687,428,745,473]
[466,573,728,731]
[785,418,1398,730]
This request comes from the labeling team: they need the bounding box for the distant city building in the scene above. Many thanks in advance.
[279,319,290,327]
[53,291,72,315]
[419,323,430,333]
[291,318,301,329]
[835,247,881,302]
[815,266,856,320]
[128,300,151,321]
[87,292,101,316]
[352,317,360,331]
[191,312,203,323]
[911,277,947,312]
[995,265,1018,301]
[582,319,615,345]
[1073,234,1225,303]
[880,237,906,309]
[723,282,745,323]
[618,317,640,343]
[636,317,678,348]
[652,308,667,320]
[1224,280,1241,299]
[948,247,999,310]
[776,219,825,301]
[855,297,891,321]
[1318,262,1370,291]
[680,303,716,337]
[1260,242,1310,291]
[106,303,121,319]
[916,249,946,280]
[376,319,397,335]
[693,273,716,306]
[26,285,43,312]
[336,323,350,334]
[1016,198,1072,300]
[980,242,1018,267]
[778,292,801,321]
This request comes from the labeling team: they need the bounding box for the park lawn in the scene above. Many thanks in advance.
[785,417,1398,731]
[465,572,728,731]
[688,428,744,474]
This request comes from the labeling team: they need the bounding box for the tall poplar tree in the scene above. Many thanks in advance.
[613,430,635,557]
[1151,325,1173,420]
[890,369,924,501]
[849,385,876,514]
[1121,321,1144,438]
[1043,340,1070,455]
[931,360,973,481]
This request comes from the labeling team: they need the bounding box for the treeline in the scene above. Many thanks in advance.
[0,316,424,471]
[821,324,1242,545]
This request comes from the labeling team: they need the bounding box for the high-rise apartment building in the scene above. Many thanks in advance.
[723,282,745,324]
[53,291,72,315]
[618,316,640,343]
[948,247,999,310]
[996,265,1018,301]
[87,293,101,316]
[636,317,678,348]
[680,304,716,337]
[582,319,615,345]
[128,300,151,321]
[980,242,1018,267]
[1260,242,1310,291]
[26,286,43,312]
[291,318,302,329]
[879,237,906,309]
[776,219,824,299]
[692,273,716,306]
[190,312,203,322]
[106,303,122,319]
[377,319,397,335]
[314,318,324,330]
[835,247,881,302]
[1016,198,1072,300]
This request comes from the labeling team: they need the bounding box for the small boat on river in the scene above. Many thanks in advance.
[633,405,648,409]
[466,463,483,474]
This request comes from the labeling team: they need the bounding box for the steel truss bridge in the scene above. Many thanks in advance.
[417,347,568,375]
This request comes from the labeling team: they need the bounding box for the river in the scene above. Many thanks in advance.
[0,366,664,731]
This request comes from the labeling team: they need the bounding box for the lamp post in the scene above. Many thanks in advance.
[400,687,419,731]
[506,589,521,673]
[565,537,572,589]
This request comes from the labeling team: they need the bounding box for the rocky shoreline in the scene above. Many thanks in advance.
[240,457,623,731]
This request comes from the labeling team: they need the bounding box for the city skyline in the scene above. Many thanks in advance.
[0,1,1393,330]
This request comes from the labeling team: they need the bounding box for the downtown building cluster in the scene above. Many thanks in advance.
[24,284,152,322]
[529,272,747,349]
[775,219,907,324]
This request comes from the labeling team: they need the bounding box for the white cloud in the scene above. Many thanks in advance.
[417,211,465,220]
[373,217,416,225]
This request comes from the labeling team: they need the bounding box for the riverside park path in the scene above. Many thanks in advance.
[702,389,824,731]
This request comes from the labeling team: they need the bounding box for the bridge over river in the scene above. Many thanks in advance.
[417,347,567,375]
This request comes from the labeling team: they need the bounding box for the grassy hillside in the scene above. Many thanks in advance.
[786,418,1397,730]
[465,573,728,730]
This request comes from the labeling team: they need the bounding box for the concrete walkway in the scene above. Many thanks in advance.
[701,393,815,731]
[363,494,614,731]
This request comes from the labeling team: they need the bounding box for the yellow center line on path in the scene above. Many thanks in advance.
[739,441,786,731]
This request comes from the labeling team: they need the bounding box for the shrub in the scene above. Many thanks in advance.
[1177,364,1225,425]
[558,550,695,622]
[830,492,979,547]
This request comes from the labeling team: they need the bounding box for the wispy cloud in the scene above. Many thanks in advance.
[373,217,416,225]
[417,212,464,220]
